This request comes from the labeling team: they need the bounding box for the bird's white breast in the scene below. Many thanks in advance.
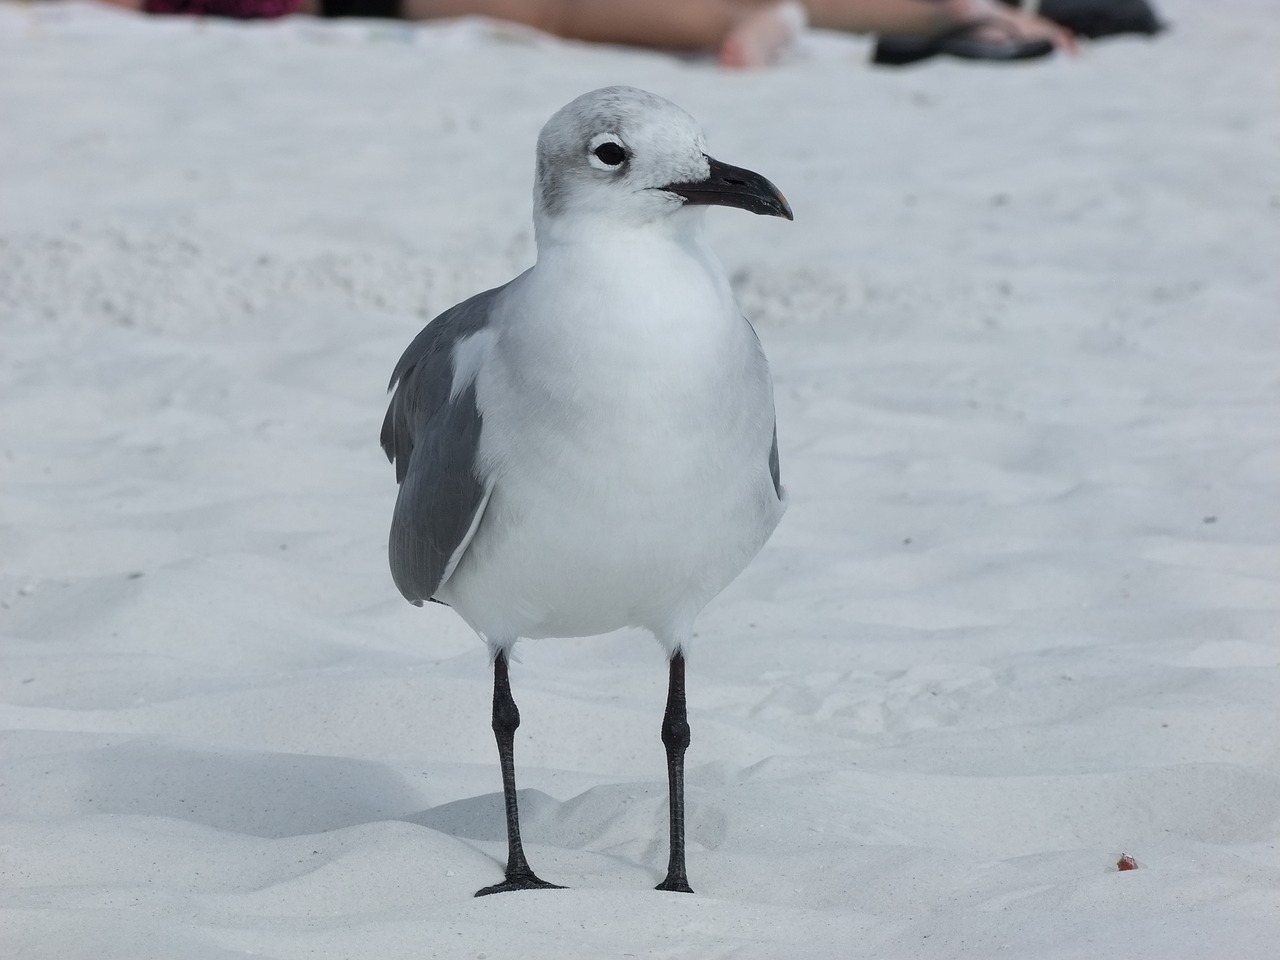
[436,229,784,648]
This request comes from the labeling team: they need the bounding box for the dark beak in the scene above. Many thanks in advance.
[661,155,793,221]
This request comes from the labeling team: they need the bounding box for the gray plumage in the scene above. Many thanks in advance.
[380,284,506,606]
[534,86,665,220]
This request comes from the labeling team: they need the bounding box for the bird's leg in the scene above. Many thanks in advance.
[656,650,694,893]
[475,649,564,896]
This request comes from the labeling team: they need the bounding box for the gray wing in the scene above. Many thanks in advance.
[380,284,507,606]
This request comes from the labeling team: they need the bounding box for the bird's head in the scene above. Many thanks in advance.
[533,86,792,237]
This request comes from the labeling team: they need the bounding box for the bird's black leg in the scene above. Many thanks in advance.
[656,650,694,893]
[475,649,564,897]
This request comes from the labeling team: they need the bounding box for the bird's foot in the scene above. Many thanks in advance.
[475,871,566,897]
[655,875,694,894]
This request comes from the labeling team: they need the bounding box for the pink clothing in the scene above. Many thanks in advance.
[143,0,300,18]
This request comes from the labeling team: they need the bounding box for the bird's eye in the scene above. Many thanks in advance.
[594,142,627,166]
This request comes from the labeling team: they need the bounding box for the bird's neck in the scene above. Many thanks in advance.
[532,207,706,254]
[514,212,738,387]
[529,220,726,317]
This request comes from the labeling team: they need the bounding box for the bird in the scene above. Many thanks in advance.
[380,85,792,897]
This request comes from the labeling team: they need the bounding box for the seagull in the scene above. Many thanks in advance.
[381,86,792,896]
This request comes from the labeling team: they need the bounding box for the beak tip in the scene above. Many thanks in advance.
[664,156,794,223]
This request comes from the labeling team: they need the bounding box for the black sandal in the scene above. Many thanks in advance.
[872,20,1054,67]
[997,0,1165,39]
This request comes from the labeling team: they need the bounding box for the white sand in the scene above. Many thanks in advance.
[2,1,1278,956]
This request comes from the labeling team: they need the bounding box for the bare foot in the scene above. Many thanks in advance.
[941,0,1077,52]
[719,1,807,69]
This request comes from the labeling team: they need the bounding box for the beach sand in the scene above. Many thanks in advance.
[2,1,1278,956]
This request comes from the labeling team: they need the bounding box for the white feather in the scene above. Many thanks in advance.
[433,89,785,654]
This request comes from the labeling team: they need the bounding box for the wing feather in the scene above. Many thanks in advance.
[381,284,506,604]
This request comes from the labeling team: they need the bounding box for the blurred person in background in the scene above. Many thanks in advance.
[97,0,1079,66]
